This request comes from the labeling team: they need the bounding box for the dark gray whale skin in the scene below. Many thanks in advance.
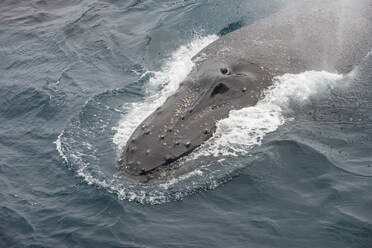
[118,0,372,181]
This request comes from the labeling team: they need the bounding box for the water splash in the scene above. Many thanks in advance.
[191,71,344,158]
[112,35,219,150]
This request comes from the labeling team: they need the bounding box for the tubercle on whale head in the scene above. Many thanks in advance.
[117,60,273,179]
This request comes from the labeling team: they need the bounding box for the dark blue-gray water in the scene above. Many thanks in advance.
[1,0,372,247]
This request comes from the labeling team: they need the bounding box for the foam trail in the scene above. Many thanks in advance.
[113,35,218,149]
[54,131,68,163]
[192,71,344,158]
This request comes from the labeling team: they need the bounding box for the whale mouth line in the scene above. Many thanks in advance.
[119,148,196,180]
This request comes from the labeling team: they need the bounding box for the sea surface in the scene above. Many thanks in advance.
[1,0,372,247]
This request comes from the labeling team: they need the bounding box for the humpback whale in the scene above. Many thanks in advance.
[117,0,372,181]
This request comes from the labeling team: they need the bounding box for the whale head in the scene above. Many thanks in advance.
[117,60,273,181]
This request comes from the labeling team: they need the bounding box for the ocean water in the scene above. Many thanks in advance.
[1,0,372,247]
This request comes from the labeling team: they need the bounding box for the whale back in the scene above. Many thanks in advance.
[193,0,372,75]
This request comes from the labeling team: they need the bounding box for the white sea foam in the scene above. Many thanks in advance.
[54,131,68,163]
[191,71,344,158]
[112,35,219,150]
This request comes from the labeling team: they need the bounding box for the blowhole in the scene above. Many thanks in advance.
[211,83,229,97]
